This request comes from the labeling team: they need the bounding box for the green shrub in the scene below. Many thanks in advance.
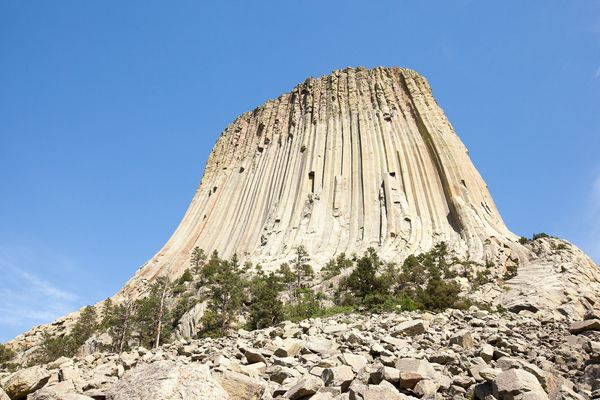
[0,344,15,368]
[503,264,519,280]
[532,232,550,240]
[284,288,324,321]
[321,253,353,280]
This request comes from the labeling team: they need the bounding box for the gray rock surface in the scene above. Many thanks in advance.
[105,361,229,400]
[2,366,50,399]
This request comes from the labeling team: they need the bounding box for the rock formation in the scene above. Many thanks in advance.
[3,67,600,399]
[125,66,525,292]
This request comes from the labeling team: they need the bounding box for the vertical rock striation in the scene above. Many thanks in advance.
[127,66,524,288]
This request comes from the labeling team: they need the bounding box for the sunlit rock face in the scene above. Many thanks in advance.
[129,66,525,288]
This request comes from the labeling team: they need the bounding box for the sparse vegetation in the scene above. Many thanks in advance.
[504,264,519,280]
[321,252,353,280]
[27,243,488,363]
[532,232,550,240]
[134,277,173,348]
[333,243,469,313]
[0,343,15,369]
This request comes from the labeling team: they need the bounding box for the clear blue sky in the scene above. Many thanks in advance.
[1,1,599,342]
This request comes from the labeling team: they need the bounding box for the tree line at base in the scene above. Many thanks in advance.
[15,243,501,366]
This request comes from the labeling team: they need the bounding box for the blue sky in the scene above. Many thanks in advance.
[1,1,599,342]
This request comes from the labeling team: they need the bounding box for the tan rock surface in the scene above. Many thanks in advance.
[123,66,525,293]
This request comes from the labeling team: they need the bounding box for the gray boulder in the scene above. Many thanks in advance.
[569,320,600,334]
[105,361,229,400]
[492,369,549,400]
[283,375,323,399]
[2,366,51,400]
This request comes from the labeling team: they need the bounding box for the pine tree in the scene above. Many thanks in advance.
[38,333,74,363]
[248,271,283,330]
[344,248,387,302]
[134,278,172,348]
[107,299,136,354]
[100,298,114,330]
[200,254,247,337]
[322,252,353,279]
[190,247,207,273]
[70,305,98,349]
[292,246,314,291]
[277,263,295,291]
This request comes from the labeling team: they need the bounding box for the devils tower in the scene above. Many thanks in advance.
[3,66,600,400]
[126,66,525,291]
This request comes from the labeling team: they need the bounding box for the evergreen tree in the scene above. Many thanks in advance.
[100,298,114,330]
[292,246,314,291]
[284,288,324,321]
[70,305,98,349]
[200,254,247,337]
[106,299,136,354]
[134,277,172,348]
[322,252,353,279]
[416,266,462,311]
[343,248,388,303]
[276,263,295,291]
[190,247,207,273]
[248,271,283,330]
[38,333,74,363]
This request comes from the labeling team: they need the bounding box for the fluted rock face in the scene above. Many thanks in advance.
[130,66,523,286]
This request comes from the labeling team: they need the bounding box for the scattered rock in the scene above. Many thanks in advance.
[349,381,408,400]
[322,365,354,392]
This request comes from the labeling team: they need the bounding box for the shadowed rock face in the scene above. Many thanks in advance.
[126,66,524,289]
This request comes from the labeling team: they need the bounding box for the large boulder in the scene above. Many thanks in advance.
[105,361,229,400]
[2,366,51,399]
[214,370,266,400]
[450,330,474,349]
[492,369,548,400]
[393,320,427,337]
[349,381,411,400]
[395,358,436,380]
[283,376,323,399]
[321,365,354,392]
[27,388,94,400]
[569,320,600,334]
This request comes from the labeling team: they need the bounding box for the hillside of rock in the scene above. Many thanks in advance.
[2,307,600,399]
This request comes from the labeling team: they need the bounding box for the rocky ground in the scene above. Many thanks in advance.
[2,307,600,400]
